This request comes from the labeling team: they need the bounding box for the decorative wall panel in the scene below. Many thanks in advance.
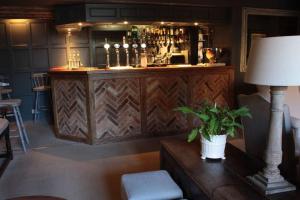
[31,22,48,46]
[94,78,142,142]
[12,72,32,96]
[53,79,89,140]
[50,29,66,45]
[50,48,67,66]
[9,22,29,47]
[0,23,7,47]
[70,29,89,44]
[0,50,11,72]
[32,48,49,69]
[145,76,188,136]
[13,49,30,71]
[191,73,231,107]
[0,19,92,120]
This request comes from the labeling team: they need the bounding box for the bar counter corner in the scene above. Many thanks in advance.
[49,65,234,144]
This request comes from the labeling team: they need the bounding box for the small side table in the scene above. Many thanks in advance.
[0,118,12,177]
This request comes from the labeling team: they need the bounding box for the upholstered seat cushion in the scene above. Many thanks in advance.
[0,99,21,107]
[0,118,9,134]
[121,170,183,200]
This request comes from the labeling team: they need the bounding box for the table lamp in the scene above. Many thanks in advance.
[244,35,300,195]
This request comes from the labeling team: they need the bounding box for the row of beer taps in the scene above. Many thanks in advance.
[104,37,147,68]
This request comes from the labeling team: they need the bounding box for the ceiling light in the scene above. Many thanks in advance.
[7,19,28,23]
[78,22,83,26]
[160,21,165,25]
[123,21,128,24]
[194,22,199,26]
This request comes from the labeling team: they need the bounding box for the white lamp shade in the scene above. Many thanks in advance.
[245,36,300,86]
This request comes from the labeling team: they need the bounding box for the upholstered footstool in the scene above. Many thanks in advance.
[121,170,183,200]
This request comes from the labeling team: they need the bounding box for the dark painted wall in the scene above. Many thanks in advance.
[0,20,91,121]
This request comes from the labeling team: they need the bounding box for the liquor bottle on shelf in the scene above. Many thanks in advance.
[198,29,204,64]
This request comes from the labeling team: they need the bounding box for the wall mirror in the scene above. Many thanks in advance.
[240,7,300,72]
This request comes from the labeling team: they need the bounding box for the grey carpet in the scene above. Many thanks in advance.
[0,121,184,200]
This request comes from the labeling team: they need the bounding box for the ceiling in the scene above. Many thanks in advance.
[0,0,232,7]
[0,0,298,10]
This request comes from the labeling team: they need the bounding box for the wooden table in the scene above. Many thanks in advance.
[160,139,300,200]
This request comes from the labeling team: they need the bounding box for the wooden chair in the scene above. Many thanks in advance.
[32,73,51,122]
[0,118,12,178]
[0,99,29,152]
[0,74,12,99]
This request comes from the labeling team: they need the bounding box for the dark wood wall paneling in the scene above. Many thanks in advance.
[0,0,298,120]
[55,4,231,25]
[0,0,299,10]
[0,20,91,120]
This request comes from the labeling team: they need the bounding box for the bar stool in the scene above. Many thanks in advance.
[0,99,29,152]
[0,74,12,99]
[32,73,51,122]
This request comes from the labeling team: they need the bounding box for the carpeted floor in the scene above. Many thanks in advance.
[0,121,184,200]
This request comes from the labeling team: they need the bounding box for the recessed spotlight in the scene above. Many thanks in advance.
[123,21,128,24]
[78,22,83,26]
[160,21,165,25]
[194,22,199,26]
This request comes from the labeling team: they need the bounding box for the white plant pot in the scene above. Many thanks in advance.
[200,134,227,160]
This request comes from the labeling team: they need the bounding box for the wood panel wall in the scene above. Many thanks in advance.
[0,18,232,122]
[0,20,91,120]
[0,0,298,121]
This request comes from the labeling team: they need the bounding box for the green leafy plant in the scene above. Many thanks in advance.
[175,102,251,142]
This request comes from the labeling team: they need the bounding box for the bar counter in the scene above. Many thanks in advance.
[49,65,234,144]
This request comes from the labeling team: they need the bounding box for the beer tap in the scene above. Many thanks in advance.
[140,43,147,68]
[114,43,121,67]
[104,38,110,69]
[123,36,130,67]
[132,43,139,67]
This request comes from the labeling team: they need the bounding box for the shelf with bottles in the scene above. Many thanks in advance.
[97,24,215,68]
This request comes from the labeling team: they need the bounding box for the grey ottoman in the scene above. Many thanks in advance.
[121,170,183,200]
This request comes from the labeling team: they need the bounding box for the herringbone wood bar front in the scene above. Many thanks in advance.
[49,66,234,144]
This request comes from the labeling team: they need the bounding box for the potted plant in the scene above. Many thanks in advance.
[175,102,251,159]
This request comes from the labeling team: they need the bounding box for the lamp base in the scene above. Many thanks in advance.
[247,172,296,195]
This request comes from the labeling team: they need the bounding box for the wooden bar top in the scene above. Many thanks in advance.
[49,65,233,75]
